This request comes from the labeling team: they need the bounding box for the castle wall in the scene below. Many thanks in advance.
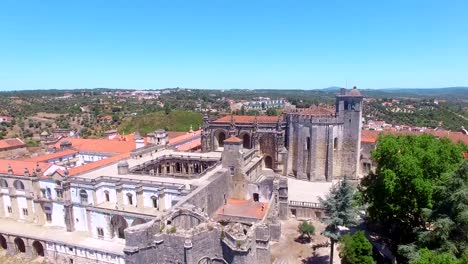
[175,170,231,216]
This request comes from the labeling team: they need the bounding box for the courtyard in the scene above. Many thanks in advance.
[271,218,340,264]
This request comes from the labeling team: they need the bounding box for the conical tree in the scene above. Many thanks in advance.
[319,178,358,264]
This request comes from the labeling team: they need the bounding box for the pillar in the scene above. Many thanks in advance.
[116,182,124,208]
[184,238,193,264]
[136,185,144,209]
[326,125,334,182]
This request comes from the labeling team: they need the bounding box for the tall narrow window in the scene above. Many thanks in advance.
[127,193,133,205]
[79,190,88,204]
[306,137,310,150]
[104,191,110,202]
[151,196,158,209]
[333,137,338,150]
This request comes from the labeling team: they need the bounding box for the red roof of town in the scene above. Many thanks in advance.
[0,138,26,151]
[54,138,137,153]
[0,159,51,177]
[24,149,78,162]
[361,130,468,144]
[68,152,130,176]
[168,130,202,145]
[213,115,280,123]
[176,138,202,151]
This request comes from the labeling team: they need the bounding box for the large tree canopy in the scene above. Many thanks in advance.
[360,134,465,244]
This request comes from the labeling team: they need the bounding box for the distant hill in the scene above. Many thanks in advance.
[358,87,468,101]
[119,111,203,135]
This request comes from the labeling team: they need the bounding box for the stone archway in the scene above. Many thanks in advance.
[241,133,251,149]
[0,234,7,250]
[14,237,26,253]
[214,130,226,149]
[264,155,273,169]
[111,215,128,239]
[32,240,44,257]
[131,218,147,226]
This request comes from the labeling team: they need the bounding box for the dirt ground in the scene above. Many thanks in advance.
[271,218,340,264]
[0,249,46,264]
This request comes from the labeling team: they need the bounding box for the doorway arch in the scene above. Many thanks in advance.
[111,215,128,239]
[242,133,251,149]
[0,234,7,250]
[32,240,44,257]
[14,237,26,253]
[214,130,226,149]
[264,155,273,169]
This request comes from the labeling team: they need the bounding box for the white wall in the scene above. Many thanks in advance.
[2,195,11,217]
[95,185,117,204]
[73,206,88,232]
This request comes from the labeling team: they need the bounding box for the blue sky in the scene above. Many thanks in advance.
[0,0,467,90]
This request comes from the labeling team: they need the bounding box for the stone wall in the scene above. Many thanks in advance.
[175,169,231,216]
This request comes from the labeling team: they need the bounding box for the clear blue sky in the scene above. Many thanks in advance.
[1,0,467,90]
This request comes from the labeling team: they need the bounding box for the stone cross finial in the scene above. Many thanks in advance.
[7,164,12,175]
[24,167,30,177]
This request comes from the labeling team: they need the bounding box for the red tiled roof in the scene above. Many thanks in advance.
[0,159,51,177]
[361,130,468,144]
[224,136,242,143]
[176,139,202,151]
[54,138,137,153]
[168,130,202,145]
[68,152,130,176]
[0,138,26,151]
[24,149,78,162]
[213,115,280,123]
[167,131,188,140]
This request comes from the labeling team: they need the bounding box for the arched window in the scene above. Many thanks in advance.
[0,179,8,188]
[79,189,88,204]
[13,180,25,190]
[126,193,133,205]
[104,190,110,202]
[151,196,158,209]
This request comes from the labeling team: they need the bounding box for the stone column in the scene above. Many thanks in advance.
[297,124,307,180]
[326,125,334,182]
[184,238,193,264]
[136,185,144,209]
[309,126,317,181]
[286,116,294,176]
[116,182,124,208]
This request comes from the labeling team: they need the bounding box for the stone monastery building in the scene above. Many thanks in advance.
[0,88,366,264]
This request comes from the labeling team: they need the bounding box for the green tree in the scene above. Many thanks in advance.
[410,248,458,264]
[298,221,315,239]
[319,178,358,264]
[266,108,277,116]
[340,231,375,264]
[360,134,464,244]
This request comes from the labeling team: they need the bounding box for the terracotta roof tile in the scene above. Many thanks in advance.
[0,159,51,177]
[0,138,26,150]
[54,138,137,153]
[24,149,78,162]
[224,136,242,143]
[213,115,280,123]
[68,152,130,176]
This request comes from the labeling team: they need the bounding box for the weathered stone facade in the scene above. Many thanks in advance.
[202,87,363,181]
